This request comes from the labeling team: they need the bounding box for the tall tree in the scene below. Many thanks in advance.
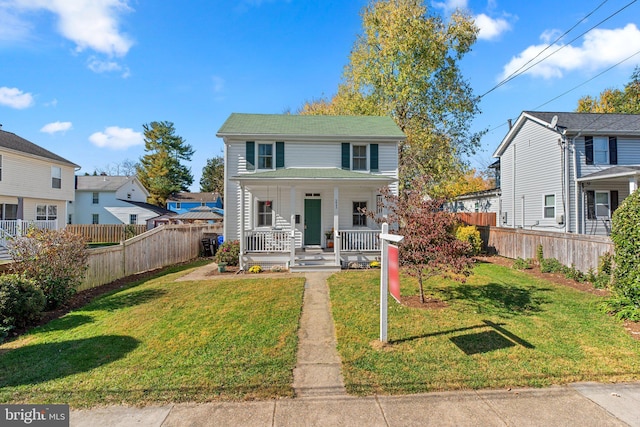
[299,0,483,192]
[200,155,224,196]
[577,66,640,113]
[136,121,194,206]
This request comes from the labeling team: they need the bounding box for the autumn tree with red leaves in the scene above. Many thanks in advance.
[372,183,473,304]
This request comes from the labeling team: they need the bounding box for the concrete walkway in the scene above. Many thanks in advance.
[69,266,640,426]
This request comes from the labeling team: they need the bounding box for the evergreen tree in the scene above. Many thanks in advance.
[137,121,194,206]
[200,155,224,196]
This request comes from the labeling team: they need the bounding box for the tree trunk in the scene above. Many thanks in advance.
[418,272,425,304]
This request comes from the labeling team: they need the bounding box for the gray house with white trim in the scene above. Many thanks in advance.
[493,111,640,236]
[217,113,405,271]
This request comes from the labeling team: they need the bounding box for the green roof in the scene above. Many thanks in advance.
[217,113,405,139]
[232,168,396,181]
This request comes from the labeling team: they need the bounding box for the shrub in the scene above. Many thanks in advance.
[563,264,585,282]
[8,228,88,310]
[608,189,640,319]
[270,265,286,273]
[369,260,381,269]
[248,265,262,274]
[540,257,564,274]
[536,244,544,266]
[512,258,532,270]
[0,274,45,340]
[214,240,240,266]
[455,225,482,255]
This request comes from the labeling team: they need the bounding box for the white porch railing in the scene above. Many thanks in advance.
[0,219,58,247]
[340,229,380,252]
[245,229,291,252]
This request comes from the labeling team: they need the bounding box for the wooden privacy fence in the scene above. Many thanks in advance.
[456,212,496,227]
[66,224,147,243]
[79,224,220,291]
[479,226,613,273]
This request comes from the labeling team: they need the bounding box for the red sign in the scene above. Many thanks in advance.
[388,244,400,303]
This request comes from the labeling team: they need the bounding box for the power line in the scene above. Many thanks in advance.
[532,48,640,110]
[482,0,610,98]
[479,0,638,99]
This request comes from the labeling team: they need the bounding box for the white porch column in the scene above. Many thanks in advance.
[334,186,340,267]
[630,176,638,194]
[239,184,245,271]
[290,186,296,268]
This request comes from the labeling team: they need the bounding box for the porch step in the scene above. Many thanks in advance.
[290,264,341,273]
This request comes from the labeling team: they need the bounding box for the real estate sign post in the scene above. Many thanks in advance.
[379,222,404,343]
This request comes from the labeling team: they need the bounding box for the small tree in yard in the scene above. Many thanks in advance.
[373,183,473,303]
[8,228,89,310]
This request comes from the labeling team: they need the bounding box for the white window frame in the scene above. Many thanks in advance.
[51,166,62,189]
[352,201,367,227]
[92,214,99,224]
[257,143,274,170]
[593,136,609,165]
[129,214,138,224]
[595,191,610,219]
[92,192,99,204]
[352,145,368,171]
[543,194,555,219]
[36,204,57,221]
[257,200,274,227]
[176,202,181,210]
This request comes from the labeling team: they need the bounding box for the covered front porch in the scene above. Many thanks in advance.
[230,168,395,271]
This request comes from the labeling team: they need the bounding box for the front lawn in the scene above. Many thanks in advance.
[329,262,640,395]
[0,263,305,407]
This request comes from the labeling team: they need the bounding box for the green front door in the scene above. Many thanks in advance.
[304,199,321,246]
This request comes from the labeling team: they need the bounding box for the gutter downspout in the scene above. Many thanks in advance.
[513,144,517,228]
[573,133,582,234]
[562,131,570,233]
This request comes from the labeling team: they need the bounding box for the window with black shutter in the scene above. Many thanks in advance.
[585,136,593,165]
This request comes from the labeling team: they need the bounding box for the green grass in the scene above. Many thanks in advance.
[329,262,640,395]
[0,263,305,407]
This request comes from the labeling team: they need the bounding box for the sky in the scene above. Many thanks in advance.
[1,0,640,190]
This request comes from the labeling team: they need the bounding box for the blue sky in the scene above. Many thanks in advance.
[1,0,640,190]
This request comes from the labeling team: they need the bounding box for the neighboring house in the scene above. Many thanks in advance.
[0,128,78,234]
[72,175,174,225]
[492,111,640,236]
[449,188,501,214]
[166,192,223,215]
[217,113,405,271]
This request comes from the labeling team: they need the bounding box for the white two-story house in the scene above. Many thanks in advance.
[217,113,405,271]
[72,175,173,225]
[493,111,640,236]
[0,128,78,238]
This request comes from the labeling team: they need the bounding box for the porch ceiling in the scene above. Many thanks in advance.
[231,168,396,184]
[577,165,640,182]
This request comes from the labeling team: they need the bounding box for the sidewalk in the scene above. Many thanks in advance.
[70,269,640,427]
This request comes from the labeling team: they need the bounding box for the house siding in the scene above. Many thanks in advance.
[500,121,566,231]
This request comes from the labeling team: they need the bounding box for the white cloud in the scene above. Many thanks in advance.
[475,13,511,40]
[89,126,143,150]
[6,0,133,56]
[212,75,225,93]
[431,0,468,14]
[500,23,640,81]
[41,121,72,134]
[0,87,34,109]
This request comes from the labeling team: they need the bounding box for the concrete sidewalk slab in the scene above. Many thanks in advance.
[275,396,386,427]
[571,382,640,427]
[70,405,172,427]
[162,401,275,427]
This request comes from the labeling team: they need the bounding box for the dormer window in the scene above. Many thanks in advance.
[352,145,367,170]
[585,136,617,165]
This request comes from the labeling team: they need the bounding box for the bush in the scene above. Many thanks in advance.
[0,274,45,340]
[608,189,640,319]
[512,258,532,270]
[8,228,88,310]
[455,225,482,255]
[248,265,262,274]
[540,257,564,274]
[214,240,240,266]
[536,244,544,266]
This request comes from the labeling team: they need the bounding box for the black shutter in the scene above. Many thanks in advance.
[609,137,617,165]
[276,141,285,169]
[246,141,255,171]
[370,144,379,171]
[341,143,350,169]
[611,190,619,213]
[586,190,595,220]
[585,136,593,165]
